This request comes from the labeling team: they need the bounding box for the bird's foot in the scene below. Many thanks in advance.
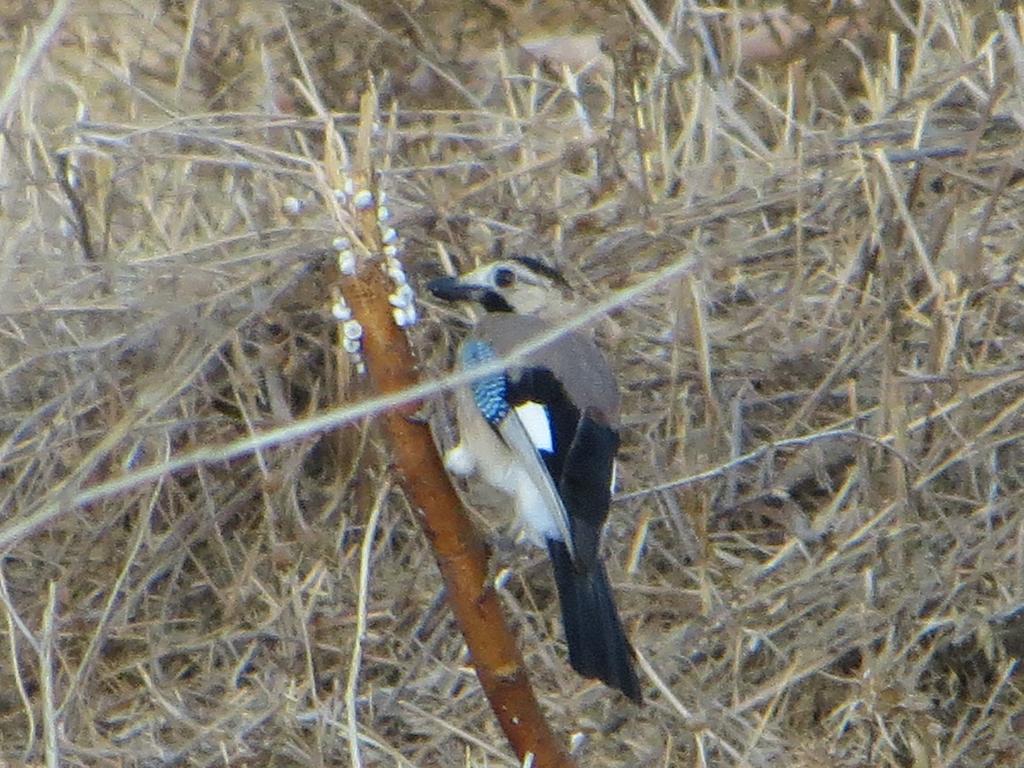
[443,443,476,476]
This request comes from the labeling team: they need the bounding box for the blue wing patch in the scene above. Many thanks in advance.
[462,340,509,424]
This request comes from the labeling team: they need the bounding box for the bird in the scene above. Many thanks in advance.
[428,256,642,703]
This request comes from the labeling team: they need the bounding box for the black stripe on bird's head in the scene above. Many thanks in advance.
[427,258,570,315]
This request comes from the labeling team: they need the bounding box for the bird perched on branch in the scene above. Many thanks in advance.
[428,257,642,703]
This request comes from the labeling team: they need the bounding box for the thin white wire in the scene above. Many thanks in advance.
[0,253,695,552]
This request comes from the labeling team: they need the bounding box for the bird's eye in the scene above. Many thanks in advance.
[494,267,516,288]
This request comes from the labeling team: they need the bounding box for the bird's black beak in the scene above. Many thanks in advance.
[428,276,514,313]
[427,276,484,304]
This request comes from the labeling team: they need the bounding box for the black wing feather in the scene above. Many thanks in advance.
[506,367,577,478]
[506,367,618,569]
[507,364,640,702]
[558,409,619,572]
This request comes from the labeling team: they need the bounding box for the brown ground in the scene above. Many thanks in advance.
[1,1,1022,766]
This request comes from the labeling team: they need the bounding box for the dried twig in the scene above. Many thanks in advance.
[329,87,574,768]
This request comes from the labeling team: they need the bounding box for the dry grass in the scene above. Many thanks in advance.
[1,1,1023,766]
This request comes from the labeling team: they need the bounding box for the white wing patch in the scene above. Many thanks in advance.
[514,401,553,453]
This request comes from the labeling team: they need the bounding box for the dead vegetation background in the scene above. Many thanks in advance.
[1,1,1023,766]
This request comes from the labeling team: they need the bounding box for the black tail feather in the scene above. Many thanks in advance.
[546,539,642,703]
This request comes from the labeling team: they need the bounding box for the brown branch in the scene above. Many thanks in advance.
[328,89,574,767]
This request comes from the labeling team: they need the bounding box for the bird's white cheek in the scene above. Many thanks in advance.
[514,401,553,453]
[444,443,476,476]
